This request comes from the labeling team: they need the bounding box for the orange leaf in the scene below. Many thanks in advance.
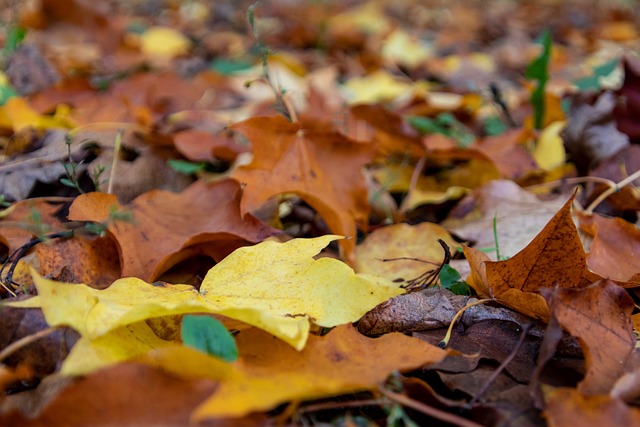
[0,363,248,427]
[578,212,640,286]
[544,388,640,427]
[541,281,637,395]
[230,116,375,260]
[68,179,277,281]
[0,199,64,254]
[36,235,121,289]
[464,192,599,320]
[192,324,448,419]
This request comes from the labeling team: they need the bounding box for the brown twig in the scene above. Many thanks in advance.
[378,385,484,427]
[0,326,63,362]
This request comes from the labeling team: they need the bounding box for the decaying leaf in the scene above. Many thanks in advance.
[541,281,638,395]
[68,179,277,281]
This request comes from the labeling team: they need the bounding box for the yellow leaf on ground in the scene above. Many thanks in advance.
[343,70,419,104]
[354,222,460,282]
[7,236,403,358]
[191,324,448,419]
[61,322,172,376]
[534,121,566,170]
[139,26,191,58]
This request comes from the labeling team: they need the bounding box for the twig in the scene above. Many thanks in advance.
[297,398,385,415]
[0,326,63,362]
[378,385,484,427]
[468,322,533,406]
[584,168,640,214]
[106,128,124,195]
[524,176,616,193]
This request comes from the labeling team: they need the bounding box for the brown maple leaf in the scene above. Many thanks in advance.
[230,115,376,260]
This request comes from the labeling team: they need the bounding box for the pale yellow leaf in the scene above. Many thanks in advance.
[139,26,191,58]
[534,120,566,170]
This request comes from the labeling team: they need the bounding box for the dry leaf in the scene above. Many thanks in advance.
[68,179,277,281]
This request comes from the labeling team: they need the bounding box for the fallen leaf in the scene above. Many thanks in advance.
[36,235,120,289]
[577,212,640,285]
[541,281,637,395]
[443,180,568,258]
[544,387,640,427]
[192,324,448,419]
[230,116,375,260]
[138,26,191,59]
[562,91,629,173]
[474,129,537,179]
[463,192,599,320]
[0,130,82,201]
[354,222,459,282]
[68,179,277,281]
[614,56,640,141]
[0,363,234,427]
[0,198,65,254]
[534,121,566,170]
[8,236,403,357]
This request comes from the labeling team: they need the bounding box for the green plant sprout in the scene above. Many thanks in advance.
[407,112,475,148]
[61,135,107,193]
[525,28,552,129]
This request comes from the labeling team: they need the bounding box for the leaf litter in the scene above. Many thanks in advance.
[0,0,640,426]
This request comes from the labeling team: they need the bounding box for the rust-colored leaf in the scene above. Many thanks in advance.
[36,235,120,289]
[541,281,637,395]
[577,212,640,286]
[192,324,448,419]
[544,387,640,427]
[0,363,264,427]
[230,116,375,260]
[464,193,600,320]
[68,179,278,281]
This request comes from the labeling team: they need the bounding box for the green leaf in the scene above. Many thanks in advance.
[181,315,239,362]
[439,264,461,288]
[167,159,206,175]
[0,84,17,106]
[483,116,508,136]
[439,264,471,296]
[574,58,619,91]
[210,58,254,75]
[525,29,552,129]
[407,113,475,148]
[5,25,26,54]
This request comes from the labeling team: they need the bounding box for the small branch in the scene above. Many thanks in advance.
[378,385,484,427]
[0,326,63,362]
[106,128,124,195]
[584,168,640,214]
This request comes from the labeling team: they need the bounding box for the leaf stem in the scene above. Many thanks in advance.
[439,298,493,348]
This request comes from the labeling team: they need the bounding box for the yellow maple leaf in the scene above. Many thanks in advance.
[8,236,403,362]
